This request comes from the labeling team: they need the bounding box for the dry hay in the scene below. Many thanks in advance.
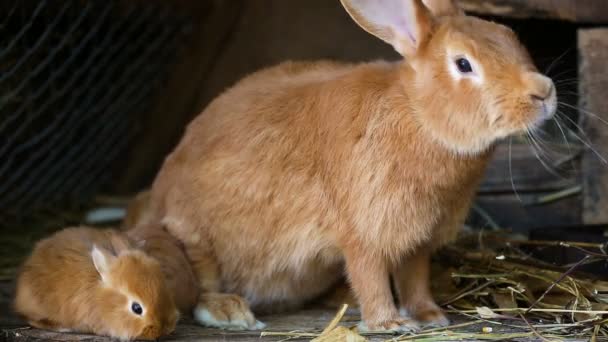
[264,230,608,341]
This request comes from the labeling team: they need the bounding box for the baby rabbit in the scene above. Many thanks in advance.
[14,227,179,340]
[145,0,556,332]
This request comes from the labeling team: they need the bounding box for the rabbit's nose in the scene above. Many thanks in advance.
[525,73,555,102]
[530,84,554,102]
[525,72,557,122]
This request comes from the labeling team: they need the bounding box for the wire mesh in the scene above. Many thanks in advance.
[0,0,191,227]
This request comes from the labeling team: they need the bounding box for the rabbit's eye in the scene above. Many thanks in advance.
[456,58,473,73]
[131,302,143,315]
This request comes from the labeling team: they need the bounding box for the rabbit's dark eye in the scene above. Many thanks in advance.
[456,58,473,73]
[131,302,143,315]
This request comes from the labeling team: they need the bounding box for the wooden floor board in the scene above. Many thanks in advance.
[0,282,588,342]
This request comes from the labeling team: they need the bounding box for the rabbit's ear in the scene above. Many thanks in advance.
[109,233,133,255]
[135,239,147,249]
[91,245,116,282]
[340,0,434,57]
[422,0,463,17]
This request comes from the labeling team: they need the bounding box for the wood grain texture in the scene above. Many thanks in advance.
[474,194,581,231]
[0,310,586,342]
[579,29,608,225]
[458,0,608,23]
[479,143,579,194]
[0,281,579,342]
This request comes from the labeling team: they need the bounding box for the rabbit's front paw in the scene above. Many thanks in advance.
[194,293,265,331]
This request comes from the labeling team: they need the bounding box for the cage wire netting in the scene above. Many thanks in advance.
[0,0,191,228]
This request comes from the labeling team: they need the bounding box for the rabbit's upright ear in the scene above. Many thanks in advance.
[422,0,463,17]
[340,0,434,57]
[91,245,116,282]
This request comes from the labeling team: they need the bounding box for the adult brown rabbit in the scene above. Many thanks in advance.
[145,0,556,332]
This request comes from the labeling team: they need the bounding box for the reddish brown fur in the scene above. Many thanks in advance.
[14,227,178,340]
[126,223,200,314]
[143,0,555,331]
[122,191,152,230]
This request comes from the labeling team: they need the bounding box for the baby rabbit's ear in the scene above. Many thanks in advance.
[91,245,116,282]
[135,239,147,249]
[340,0,434,57]
[422,0,463,17]
[109,233,134,255]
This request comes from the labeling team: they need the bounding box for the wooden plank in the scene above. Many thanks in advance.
[0,280,585,342]
[458,0,608,23]
[579,29,608,225]
[1,317,571,342]
[472,193,582,231]
[479,142,579,194]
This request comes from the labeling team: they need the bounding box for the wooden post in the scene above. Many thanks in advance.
[458,0,608,23]
[579,28,608,225]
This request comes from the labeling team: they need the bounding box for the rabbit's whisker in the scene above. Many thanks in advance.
[509,137,522,203]
[551,115,577,172]
[544,48,573,77]
[555,111,608,166]
[559,101,608,128]
[553,78,578,85]
[556,111,591,142]
[567,129,608,166]
[551,72,577,83]
[525,129,563,178]
[526,128,552,159]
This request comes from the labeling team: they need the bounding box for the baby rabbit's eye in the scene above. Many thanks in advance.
[131,302,143,315]
[456,58,473,73]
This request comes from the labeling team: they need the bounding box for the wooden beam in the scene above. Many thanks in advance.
[473,193,582,231]
[479,143,579,194]
[579,29,608,225]
[458,0,608,23]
